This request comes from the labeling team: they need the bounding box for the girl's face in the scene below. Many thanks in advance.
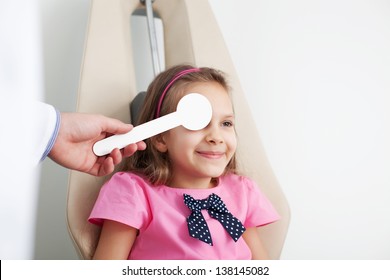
[155,81,237,189]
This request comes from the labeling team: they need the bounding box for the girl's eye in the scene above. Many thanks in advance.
[222,120,234,127]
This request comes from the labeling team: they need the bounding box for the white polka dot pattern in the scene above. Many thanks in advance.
[183,193,246,246]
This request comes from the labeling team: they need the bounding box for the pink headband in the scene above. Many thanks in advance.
[155,68,200,118]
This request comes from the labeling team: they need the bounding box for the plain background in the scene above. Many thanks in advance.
[36,0,390,259]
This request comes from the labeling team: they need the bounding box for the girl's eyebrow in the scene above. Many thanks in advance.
[214,113,234,119]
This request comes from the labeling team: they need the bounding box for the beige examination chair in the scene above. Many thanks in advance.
[67,0,290,260]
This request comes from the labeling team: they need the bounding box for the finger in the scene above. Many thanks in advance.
[136,141,147,151]
[109,148,123,166]
[122,143,138,158]
[98,157,114,177]
[87,156,106,177]
[99,116,134,135]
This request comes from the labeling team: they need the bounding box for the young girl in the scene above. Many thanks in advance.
[88,65,280,260]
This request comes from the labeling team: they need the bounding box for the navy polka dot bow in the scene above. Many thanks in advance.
[183,193,246,246]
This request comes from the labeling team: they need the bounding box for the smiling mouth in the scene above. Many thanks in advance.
[196,151,225,159]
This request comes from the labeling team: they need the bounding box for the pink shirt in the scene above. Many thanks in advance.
[89,172,279,260]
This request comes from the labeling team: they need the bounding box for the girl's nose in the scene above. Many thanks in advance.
[205,126,223,144]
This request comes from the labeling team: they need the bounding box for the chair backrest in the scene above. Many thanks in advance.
[67,0,290,260]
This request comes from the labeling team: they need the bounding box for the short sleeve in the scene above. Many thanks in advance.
[88,172,151,230]
[243,177,280,228]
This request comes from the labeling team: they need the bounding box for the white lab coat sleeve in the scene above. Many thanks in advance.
[32,102,61,163]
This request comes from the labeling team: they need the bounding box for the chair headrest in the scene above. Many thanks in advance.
[130,91,147,125]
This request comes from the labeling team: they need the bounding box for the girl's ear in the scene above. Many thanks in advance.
[152,134,168,153]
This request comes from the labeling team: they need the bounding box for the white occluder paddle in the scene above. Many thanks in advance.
[93,93,212,156]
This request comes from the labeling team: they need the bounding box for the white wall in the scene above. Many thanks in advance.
[210,0,390,259]
[37,0,390,259]
[35,0,90,259]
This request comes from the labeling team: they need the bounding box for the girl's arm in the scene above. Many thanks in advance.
[242,227,269,260]
[93,219,138,260]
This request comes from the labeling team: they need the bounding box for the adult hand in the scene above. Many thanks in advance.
[48,112,146,176]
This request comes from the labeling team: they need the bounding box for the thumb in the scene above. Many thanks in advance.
[100,116,134,135]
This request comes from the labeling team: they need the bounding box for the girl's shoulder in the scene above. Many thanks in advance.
[103,171,153,192]
[220,174,280,225]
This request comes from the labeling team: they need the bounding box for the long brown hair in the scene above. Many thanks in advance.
[122,64,238,185]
